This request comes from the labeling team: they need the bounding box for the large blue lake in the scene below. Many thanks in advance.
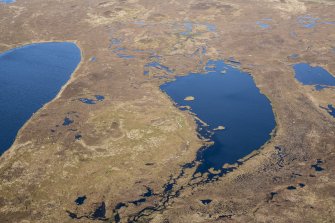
[161,60,276,174]
[0,42,81,154]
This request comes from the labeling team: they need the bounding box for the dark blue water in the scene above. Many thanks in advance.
[142,187,153,197]
[0,42,81,154]
[75,196,87,205]
[63,117,74,126]
[298,183,305,187]
[311,159,324,172]
[293,63,335,90]
[287,186,296,190]
[200,199,212,205]
[79,95,105,105]
[326,105,335,118]
[91,202,106,219]
[160,60,275,173]
[321,104,335,118]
